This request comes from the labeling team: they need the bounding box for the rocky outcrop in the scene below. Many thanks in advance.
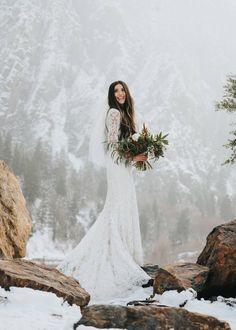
[143,220,236,299]
[143,263,209,297]
[197,219,236,298]
[0,258,90,307]
[75,304,231,330]
[141,264,159,279]
[0,160,32,258]
[141,264,158,287]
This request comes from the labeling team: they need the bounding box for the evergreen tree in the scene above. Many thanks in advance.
[216,74,236,164]
[34,139,53,181]
[22,150,41,205]
[53,148,68,197]
[35,198,51,232]
[175,208,190,244]
[68,191,79,227]
[50,194,68,242]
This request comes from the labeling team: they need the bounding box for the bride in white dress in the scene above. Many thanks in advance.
[57,81,151,301]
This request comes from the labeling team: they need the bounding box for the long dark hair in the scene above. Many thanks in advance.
[107,80,137,140]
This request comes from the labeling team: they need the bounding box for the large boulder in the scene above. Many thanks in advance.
[141,264,158,287]
[75,304,231,329]
[0,160,32,258]
[0,258,90,307]
[143,263,209,297]
[197,219,236,298]
[141,264,159,279]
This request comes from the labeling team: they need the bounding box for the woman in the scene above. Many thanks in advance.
[58,81,151,302]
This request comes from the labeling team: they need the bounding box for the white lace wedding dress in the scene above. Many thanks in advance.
[57,108,151,301]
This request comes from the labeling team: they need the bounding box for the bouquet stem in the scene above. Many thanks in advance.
[134,160,153,171]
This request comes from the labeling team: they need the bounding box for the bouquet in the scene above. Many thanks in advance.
[105,123,169,171]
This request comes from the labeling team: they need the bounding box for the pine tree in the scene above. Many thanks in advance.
[35,198,51,232]
[68,191,79,227]
[53,148,68,197]
[50,194,68,242]
[175,208,190,244]
[22,149,41,205]
[216,74,236,164]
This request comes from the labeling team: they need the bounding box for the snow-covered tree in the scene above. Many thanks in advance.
[216,74,236,165]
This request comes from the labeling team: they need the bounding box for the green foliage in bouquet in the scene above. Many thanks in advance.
[105,123,169,171]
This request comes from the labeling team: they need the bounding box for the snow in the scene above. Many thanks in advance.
[0,287,89,330]
[20,212,236,329]
[0,286,235,330]
[177,250,199,262]
[0,287,151,330]
[26,230,72,261]
[156,290,236,329]
[186,296,236,329]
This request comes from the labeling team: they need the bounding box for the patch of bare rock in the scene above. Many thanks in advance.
[0,258,90,307]
[74,304,231,330]
[197,219,236,298]
[0,160,32,258]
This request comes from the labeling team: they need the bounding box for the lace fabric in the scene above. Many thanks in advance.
[105,108,121,143]
[57,108,151,302]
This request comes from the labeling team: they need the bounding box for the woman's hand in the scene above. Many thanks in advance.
[133,153,148,161]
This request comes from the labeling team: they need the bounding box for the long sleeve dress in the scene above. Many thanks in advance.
[57,108,151,302]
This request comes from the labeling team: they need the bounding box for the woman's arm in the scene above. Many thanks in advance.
[106,109,121,143]
[106,110,147,162]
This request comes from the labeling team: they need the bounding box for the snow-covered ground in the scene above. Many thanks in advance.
[26,230,70,261]
[0,286,235,330]
[5,231,229,329]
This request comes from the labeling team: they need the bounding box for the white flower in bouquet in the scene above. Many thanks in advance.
[131,133,140,141]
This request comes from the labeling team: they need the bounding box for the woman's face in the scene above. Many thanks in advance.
[114,83,126,105]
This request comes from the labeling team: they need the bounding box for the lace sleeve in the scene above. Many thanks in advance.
[106,109,121,143]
